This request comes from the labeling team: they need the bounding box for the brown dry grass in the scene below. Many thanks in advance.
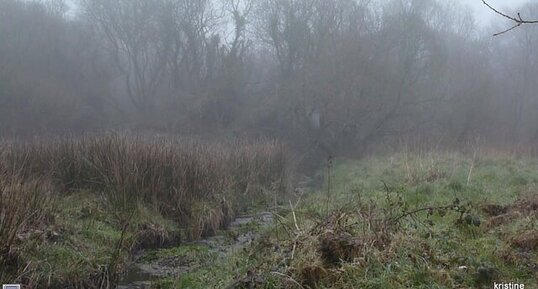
[0,177,55,281]
[0,134,288,237]
[511,231,538,251]
[484,192,538,228]
[0,133,289,286]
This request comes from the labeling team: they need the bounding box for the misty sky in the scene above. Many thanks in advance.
[65,0,531,27]
[462,0,531,25]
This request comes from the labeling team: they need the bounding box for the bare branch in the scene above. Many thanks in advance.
[482,0,538,36]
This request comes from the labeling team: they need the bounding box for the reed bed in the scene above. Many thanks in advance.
[0,134,289,252]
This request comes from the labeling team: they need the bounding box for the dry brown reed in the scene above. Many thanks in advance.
[0,177,54,274]
[0,134,289,242]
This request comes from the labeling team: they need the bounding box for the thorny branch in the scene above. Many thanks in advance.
[483,0,538,36]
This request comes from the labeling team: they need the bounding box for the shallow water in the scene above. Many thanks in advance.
[117,212,273,288]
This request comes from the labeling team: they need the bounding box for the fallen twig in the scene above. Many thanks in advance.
[390,201,461,224]
[270,271,305,289]
[289,200,301,233]
[467,149,477,185]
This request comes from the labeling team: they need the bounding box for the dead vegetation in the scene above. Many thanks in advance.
[133,223,181,252]
[0,179,55,264]
[316,211,391,268]
[222,154,538,289]
[260,198,462,288]
[484,192,538,228]
[511,231,538,251]
[254,180,489,288]
[0,134,289,288]
[0,134,288,235]
[123,153,538,289]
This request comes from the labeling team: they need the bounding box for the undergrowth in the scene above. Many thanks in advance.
[185,151,538,289]
[0,134,289,288]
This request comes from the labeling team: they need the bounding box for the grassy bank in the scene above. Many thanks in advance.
[170,151,537,288]
[0,134,289,288]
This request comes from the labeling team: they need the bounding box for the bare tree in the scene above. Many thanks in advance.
[81,0,171,114]
[3,0,538,154]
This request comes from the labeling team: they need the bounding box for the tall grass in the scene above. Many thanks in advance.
[0,134,289,287]
[0,176,54,283]
[0,134,289,239]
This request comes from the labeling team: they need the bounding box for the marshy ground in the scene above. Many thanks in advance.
[1,140,537,288]
[139,152,537,289]
[0,135,287,288]
[117,212,274,288]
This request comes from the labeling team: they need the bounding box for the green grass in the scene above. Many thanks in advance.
[4,149,537,288]
[328,152,537,205]
[0,135,288,288]
[11,192,180,288]
[144,217,284,288]
[161,151,537,289]
[317,152,537,288]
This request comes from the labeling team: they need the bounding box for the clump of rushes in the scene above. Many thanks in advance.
[0,134,288,237]
[0,177,55,285]
[0,134,290,288]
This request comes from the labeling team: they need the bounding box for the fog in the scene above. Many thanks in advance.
[3,1,538,287]
[461,0,529,25]
[2,0,538,163]
[62,0,535,26]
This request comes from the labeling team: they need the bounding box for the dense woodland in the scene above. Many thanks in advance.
[1,0,538,158]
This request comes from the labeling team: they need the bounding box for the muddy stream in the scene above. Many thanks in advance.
[116,212,274,289]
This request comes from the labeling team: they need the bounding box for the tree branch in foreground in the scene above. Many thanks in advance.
[482,0,538,36]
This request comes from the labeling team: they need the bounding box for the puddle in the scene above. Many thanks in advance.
[117,212,273,288]
[119,265,153,282]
